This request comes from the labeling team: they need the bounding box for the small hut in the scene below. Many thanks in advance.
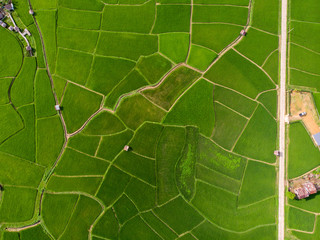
[26,45,33,56]
[8,26,13,31]
[240,29,247,36]
[124,145,130,152]
[29,9,34,15]
[55,105,61,111]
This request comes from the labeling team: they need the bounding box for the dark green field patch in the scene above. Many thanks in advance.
[61,83,103,133]
[29,24,46,68]
[211,102,248,150]
[288,207,315,232]
[116,94,166,130]
[152,5,191,33]
[187,45,217,71]
[234,105,277,163]
[164,79,214,136]
[92,208,119,240]
[205,49,275,99]
[86,56,135,95]
[102,0,155,33]
[159,33,189,63]
[192,24,243,53]
[113,194,138,224]
[137,53,172,84]
[96,32,158,61]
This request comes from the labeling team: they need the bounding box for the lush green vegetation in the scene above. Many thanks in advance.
[187,45,217,71]
[288,207,315,232]
[159,33,189,63]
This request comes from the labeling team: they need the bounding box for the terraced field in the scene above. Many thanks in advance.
[0,0,280,239]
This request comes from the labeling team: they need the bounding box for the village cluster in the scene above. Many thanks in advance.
[0,0,34,56]
[289,172,320,199]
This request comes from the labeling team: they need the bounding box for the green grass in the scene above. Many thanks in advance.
[288,122,320,179]
[187,45,217,71]
[92,209,119,239]
[102,0,155,33]
[105,70,148,109]
[36,10,57,73]
[235,28,279,66]
[137,53,172,84]
[82,110,126,135]
[57,7,101,30]
[56,48,93,85]
[113,195,138,224]
[11,58,37,107]
[205,49,275,99]
[257,90,278,118]
[238,161,276,205]
[125,177,156,211]
[192,24,243,53]
[86,56,135,95]
[68,133,100,156]
[143,66,201,110]
[42,193,79,239]
[116,94,166,130]
[57,27,99,54]
[96,32,158,61]
[36,115,64,167]
[47,176,102,195]
[120,216,162,240]
[0,78,12,105]
[61,83,103,133]
[291,0,320,23]
[154,197,203,235]
[198,135,247,180]
[0,105,35,162]
[96,166,131,206]
[114,151,156,185]
[34,69,57,118]
[288,207,315,232]
[129,122,163,158]
[234,105,277,163]
[164,79,215,136]
[193,5,248,25]
[20,225,51,240]
[31,0,57,9]
[211,102,248,150]
[97,130,134,160]
[159,33,189,63]
[0,104,24,144]
[59,195,102,240]
[0,151,44,187]
[156,126,185,204]
[263,50,279,84]
[152,5,191,33]
[213,85,257,118]
[191,181,276,231]
[0,28,23,78]
[55,148,109,175]
[0,187,37,223]
[58,0,104,11]
[251,0,279,34]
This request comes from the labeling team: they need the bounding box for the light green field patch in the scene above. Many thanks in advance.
[96,32,158,61]
[57,27,99,53]
[234,105,277,163]
[205,49,275,99]
[61,83,103,133]
[187,45,217,71]
[257,90,278,118]
[290,22,320,53]
[37,115,64,167]
[15,0,34,26]
[68,133,100,156]
[164,79,215,136]
[192,24,243,53]
[235,28,279,66]
[116,94,166,130]
[211,102,248,150]
[263,50,279,84]
[159,33,189,63]
[86,56,135,95]
[105,70,148,109]
[290,69,320,91]
[102,0,155,33]
[152,5,191,33]
[30,0,57,9]
[0,104,24,144]
[143,66,201,110]
[0,187,37,223]
[97,129,134,160]
[11,57,37,107]
[193,5,248,25]
[82,110,126,135]
[58,0,104,11]
[291,0,320,23]
[288,207,315,232]
[137,53,173,84]
[52,75,67,103]
[57,7,101,30]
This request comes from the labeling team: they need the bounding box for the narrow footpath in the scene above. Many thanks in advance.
[278,0,288,239]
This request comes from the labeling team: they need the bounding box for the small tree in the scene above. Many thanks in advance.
[286,191,296,200]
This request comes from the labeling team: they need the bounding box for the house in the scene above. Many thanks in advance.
[303,181,317,194]
[4,3,14,11]
[294,187,309,199]
[312,132,320,146]
[124,145,130,151]
[14,26,19,32]
[240,29,247,36]
[8,26,13,31]
[26,45,32,56]
[55,105,61,111]
[29,9,34,15]
[22,28,31,36]
[0,21,6,28]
